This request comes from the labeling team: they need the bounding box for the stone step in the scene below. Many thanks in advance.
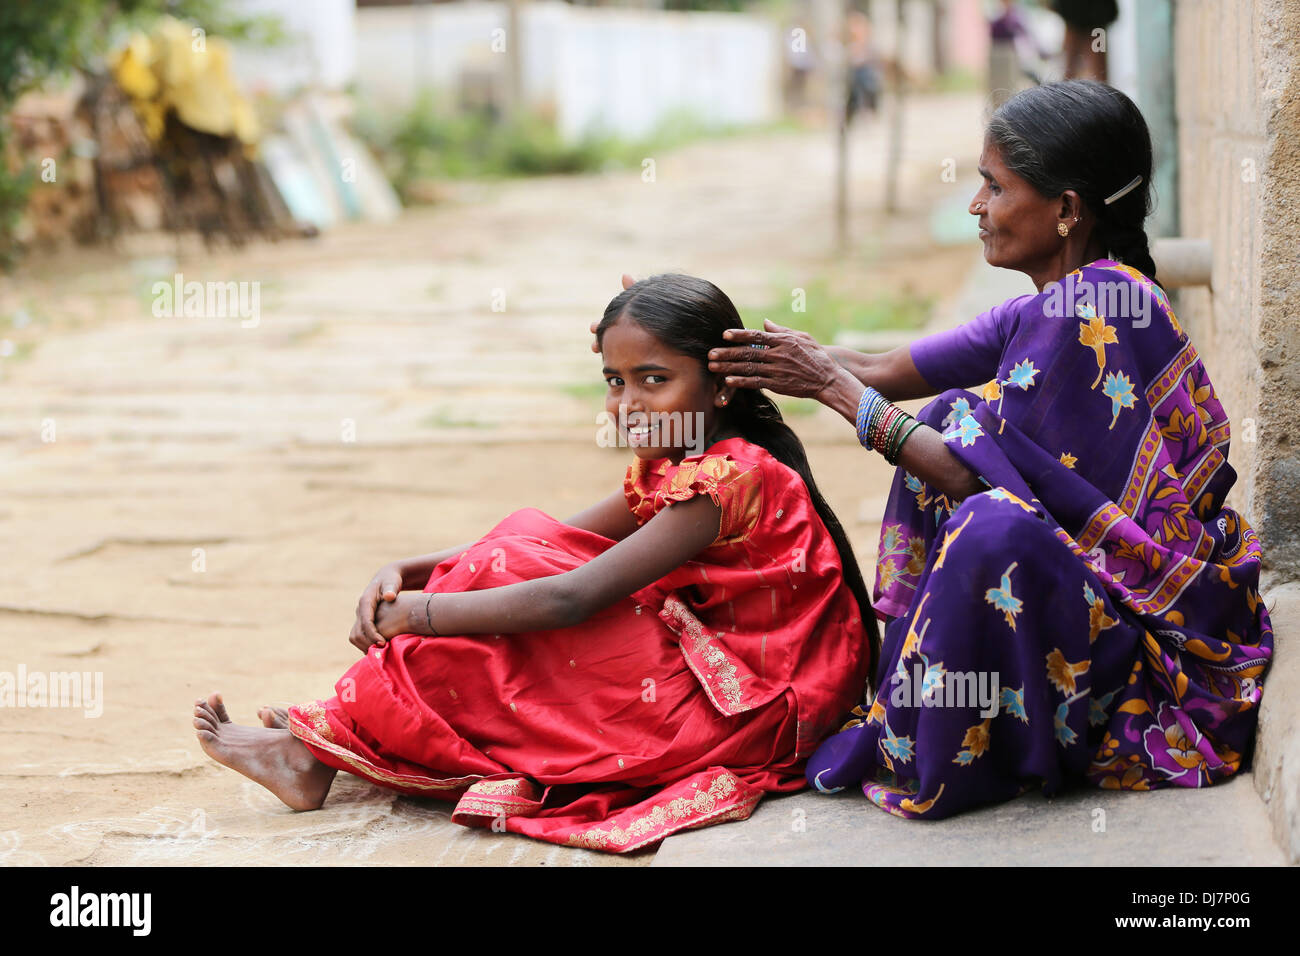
[652,772,1287,866]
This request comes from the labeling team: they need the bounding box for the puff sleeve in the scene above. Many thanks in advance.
[624,454,763,545]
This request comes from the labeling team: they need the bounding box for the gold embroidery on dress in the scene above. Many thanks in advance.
[624,454,762,545]
[470,778,538,797]
[661,595,751,714]
[295,700,335,743]
[288,704,483,793]
[563,770,759,851]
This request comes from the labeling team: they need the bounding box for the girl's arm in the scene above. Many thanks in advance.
[391,545,474,591]
[388,490,638,594]
[367,493,722,648]
[563,489,642,541]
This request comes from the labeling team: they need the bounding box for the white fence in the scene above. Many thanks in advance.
[354,2,782,141]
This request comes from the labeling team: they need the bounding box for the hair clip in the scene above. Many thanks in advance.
[1104,174,1143,205]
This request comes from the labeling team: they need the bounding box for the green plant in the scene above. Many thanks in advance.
[744,278,932,343]
[353,95,769,201]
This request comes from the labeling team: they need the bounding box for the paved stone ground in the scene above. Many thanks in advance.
[0,91,1017,866]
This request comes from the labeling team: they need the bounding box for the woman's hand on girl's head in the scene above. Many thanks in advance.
[707,319,842,400]
[590,274,638,353]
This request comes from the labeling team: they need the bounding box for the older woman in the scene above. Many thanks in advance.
[708,80,1272,819]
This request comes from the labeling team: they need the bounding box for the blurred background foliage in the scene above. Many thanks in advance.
[0,0,284,267]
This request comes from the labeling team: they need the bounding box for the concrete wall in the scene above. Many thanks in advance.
[231,0,357,93]
[1171,0,1300,862]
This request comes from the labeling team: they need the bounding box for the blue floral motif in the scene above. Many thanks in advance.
[941,396,972,428]
[1054,702,1078,747]
[1000,686,1029,724]
[880,717,916,765]
[1004,358,1039,390]
[984,562,1023,629]
[1089,689,1118,727]
[943,413,984,448]
[1102,370,1137,430]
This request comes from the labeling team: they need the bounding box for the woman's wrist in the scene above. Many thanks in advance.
[818,366,868,423]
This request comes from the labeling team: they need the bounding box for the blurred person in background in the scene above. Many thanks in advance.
[845,8,882,124]
[1052,0,1119,81]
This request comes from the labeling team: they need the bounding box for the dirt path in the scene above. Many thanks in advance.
[0,92,985,866]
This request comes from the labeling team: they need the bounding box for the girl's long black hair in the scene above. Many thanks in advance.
[987,79,1162,289]
[597,274,880,679]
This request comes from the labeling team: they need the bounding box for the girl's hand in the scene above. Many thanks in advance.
[590,273,638,352]
[707,319,842,400]
[373,593,413,641]
[350,591,412,653]
[353,562,403,651]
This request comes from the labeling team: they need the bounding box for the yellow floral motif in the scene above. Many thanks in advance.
[905,536,927,576]
[1079,313,1119,389]
[953,719,991,766]
[1083,582,1118,643]
[899,783,945,815]
[1045,648,1090,696]
[1159,723,1207,771]
[877,557,900,592]
[898,592,932,663]
[934,511,974,571]
[1059,451,1078,469]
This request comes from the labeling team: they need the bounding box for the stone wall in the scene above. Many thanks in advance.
[1172,0,1300,588]
[1172,0,1300,860]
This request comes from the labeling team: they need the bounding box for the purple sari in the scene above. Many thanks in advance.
[807,260,1273,818]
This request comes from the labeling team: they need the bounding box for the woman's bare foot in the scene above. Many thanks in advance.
[258,705,290,729]
[193,693,336,811]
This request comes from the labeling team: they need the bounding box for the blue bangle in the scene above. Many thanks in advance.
[855,387,883,448]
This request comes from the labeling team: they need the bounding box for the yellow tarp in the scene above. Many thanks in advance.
[112,16,259,145]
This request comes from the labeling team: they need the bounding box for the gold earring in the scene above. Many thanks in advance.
[1057,222,1070,238]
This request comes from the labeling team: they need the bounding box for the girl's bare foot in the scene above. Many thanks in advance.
[193,693,336,811]
[258,705,290,729]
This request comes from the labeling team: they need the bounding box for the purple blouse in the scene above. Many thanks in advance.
[908,294,1037,391]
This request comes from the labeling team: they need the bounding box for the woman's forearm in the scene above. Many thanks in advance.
[826,345,937,403]
[819,367,984,502]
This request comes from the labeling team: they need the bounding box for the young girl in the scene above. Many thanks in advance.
[193,274,876,853]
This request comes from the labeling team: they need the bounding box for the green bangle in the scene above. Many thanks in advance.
[888,419,926,465]
[883,412,910,460]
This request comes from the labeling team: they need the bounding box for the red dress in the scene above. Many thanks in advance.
[287,437,872,851]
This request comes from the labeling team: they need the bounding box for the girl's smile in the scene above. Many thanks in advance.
[599,317,732,463]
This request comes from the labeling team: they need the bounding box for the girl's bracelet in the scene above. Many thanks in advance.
[424,594,440,636]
